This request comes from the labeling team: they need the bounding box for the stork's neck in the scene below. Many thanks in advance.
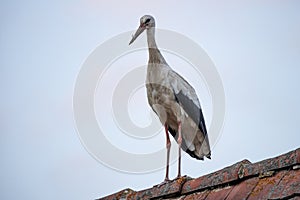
[146,27,167,65]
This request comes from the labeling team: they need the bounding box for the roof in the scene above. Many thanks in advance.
[98,148,300,200]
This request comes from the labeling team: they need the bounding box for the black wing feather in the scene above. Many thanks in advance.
[168,126,204,160]
[174,90,207,136]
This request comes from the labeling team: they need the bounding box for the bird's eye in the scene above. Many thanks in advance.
[145,18,151,24]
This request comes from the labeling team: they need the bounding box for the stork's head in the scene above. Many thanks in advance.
[129,15,155,45]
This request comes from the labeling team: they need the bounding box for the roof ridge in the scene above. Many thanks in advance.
[98,147,300,200]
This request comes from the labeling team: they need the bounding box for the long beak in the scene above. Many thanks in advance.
[129,25,146,45]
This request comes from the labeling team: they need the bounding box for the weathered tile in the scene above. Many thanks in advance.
[226,177,259,200]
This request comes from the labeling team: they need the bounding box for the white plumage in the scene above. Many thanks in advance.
[129,15,211,182]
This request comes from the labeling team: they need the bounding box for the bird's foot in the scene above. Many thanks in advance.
[175,175,192,184]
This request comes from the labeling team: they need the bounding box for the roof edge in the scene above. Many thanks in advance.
[98,147,300,200]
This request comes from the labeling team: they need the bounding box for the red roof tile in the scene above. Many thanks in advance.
[226,177,259,200]
[247,170,287,200]
[269,169,300,199]
[205,186,232,200]
[183,190,209,200]
[97,148,300,200]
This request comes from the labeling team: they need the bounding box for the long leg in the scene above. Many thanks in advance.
[164,123,171,181]
[177,121,182,178]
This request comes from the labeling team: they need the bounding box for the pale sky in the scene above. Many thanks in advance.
[1,0,300,199]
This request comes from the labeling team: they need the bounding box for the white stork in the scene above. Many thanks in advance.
[129,15,211,182]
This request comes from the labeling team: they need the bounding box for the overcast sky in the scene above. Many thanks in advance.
[1,0,300,199]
